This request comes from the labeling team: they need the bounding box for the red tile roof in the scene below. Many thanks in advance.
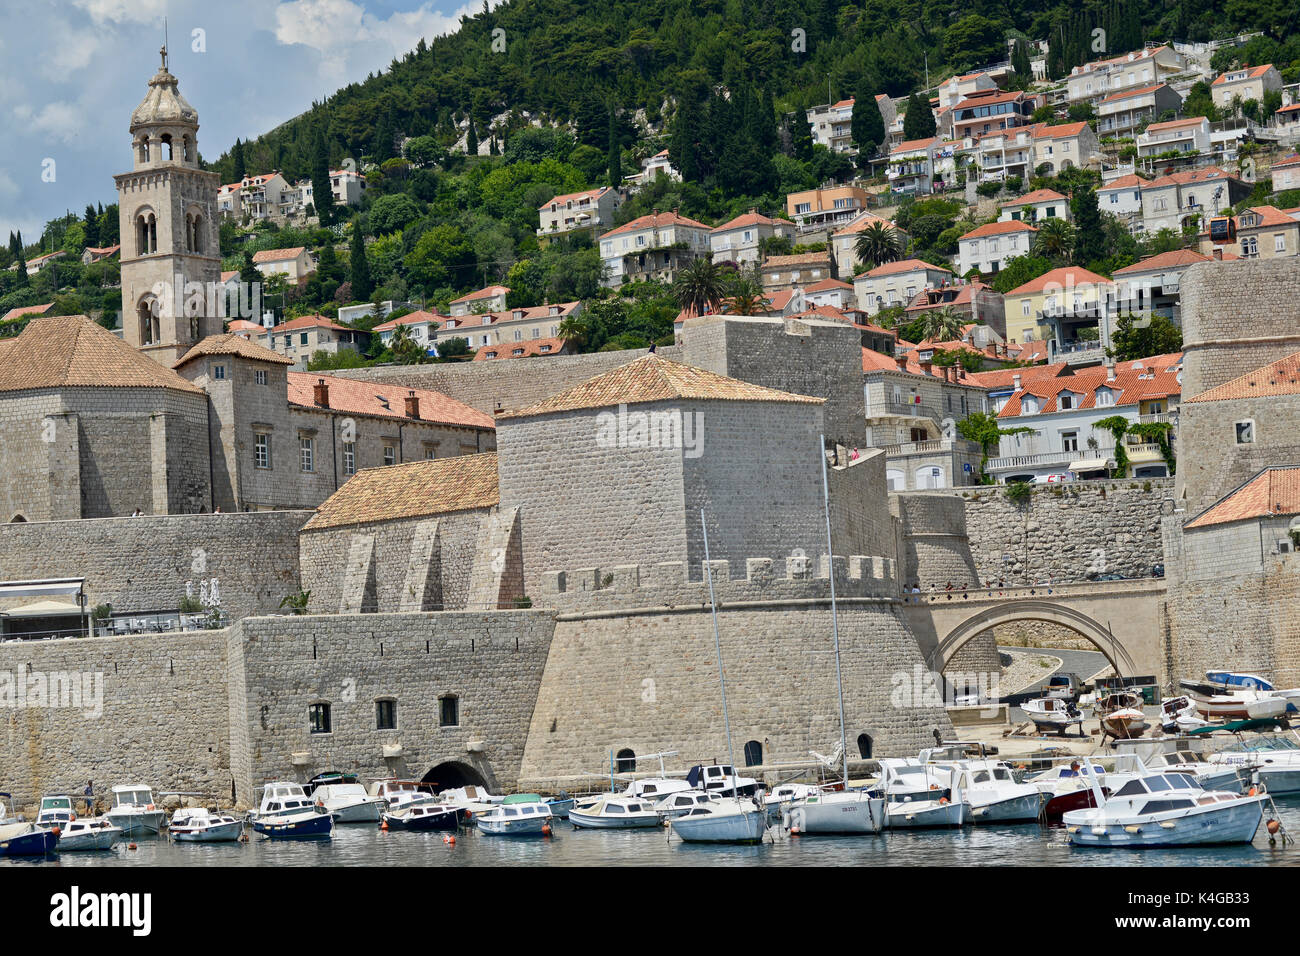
[1001,189,1068,208]
[1,303,53,323]
[1004,266,1112,297]
[1185,466,1300,529]
[1144,117,1207,133]
[1033,122,1090,139]
[1100,83,1168,104]
[473,337,568,361]
[1112,249,1212,274]
[862,258,952,279]
[449,285,509,305]
[372,310,445,333]
[1212,64,1276,85]
[995,354,1182,416]
[960,220,1039,240]
[802,278,854,294]
[538,186,614,211]
[711,210,795,233]
[1101,174,1147,191]
[1184,351,1300,404]
[1143,166,1232,190]
[287,372,495,429]
[269,313,350,333]
[251,247,307,264]
[601,210,711,238]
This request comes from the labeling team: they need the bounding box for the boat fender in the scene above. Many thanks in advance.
[443,833,455,845]
[541,823,552,836]
[938,797,949,805]
[70,814,76,822]
[1248,787,1258,796]
[52,826,61,837]
[380,819,389,831]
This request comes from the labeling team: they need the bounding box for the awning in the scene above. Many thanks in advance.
[2,599,86,618]
[1069,459,1110,472]
[0,578,85,599]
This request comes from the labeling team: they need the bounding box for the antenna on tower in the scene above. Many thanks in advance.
[161,17,169,69]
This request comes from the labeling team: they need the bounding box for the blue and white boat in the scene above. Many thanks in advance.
[35,794,76,829]
[476,800,552,835]
[0,821,58,856]
[1064,770,1266,847]
[568,795,661,829]
[249,781,334,839]
[670,798,768,843]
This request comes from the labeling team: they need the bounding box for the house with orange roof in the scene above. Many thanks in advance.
[81,244,121,265]
[785,185,872,234]
[1139,166,1248,235]
[598,209,711,287]
[1066,45,1188,106]
[1273,153,1300,192]
[805,95,896,154]
[217,171,292,221]
[1276,103,1300,134]
[984,353,1182,482]
[372,310,447,351]
[1196,205,1300,260]
[226,318,264,340]
[1136,116,1211,164]
[1,303,53,324]
[251,246,314,282]
[904,281,1008,339]
[936,72,999,111]
[449,284,510,316]
[830,211,907,279]
[999,189,1070,224]
[957,220,1037,277]
[1113,249,1219,322]
[975,123,1040,184]
[951,90,1037,142]
[802,277,854,310]
[1099,172,1147,226]
[1096,83,1182,139]
[1002,265,1114,353]
[1211,64,1282,112]
[537,186,621,239]
[1031,121,1101,174]
[709,208,796,266]
[854,258,953,316]
[437,301,581,351]
[475,337,569,361]
[888,137,944,196]
[257,313,366,369]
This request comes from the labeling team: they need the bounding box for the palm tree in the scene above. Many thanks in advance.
[557,314,590,350]
[917,306,966,344]
[1035,218,1076,263]
[727,267,768,316]
[854,221,902,270]
[673,258,726,316]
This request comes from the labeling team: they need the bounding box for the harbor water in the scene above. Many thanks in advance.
[6,796,1300,867]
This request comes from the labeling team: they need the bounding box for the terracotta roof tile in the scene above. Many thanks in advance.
[174,333,296,367]
[449,285,509,304]
[0,314,204,394]
[1,303,53,322]
[303,452,500,531]
[863,257,953,278]
[601,211,711,239]
[1184,351,1300,404]
[711,210,795,233]
[251,247,306,263]
[500,353,822,419]
[287,372,495,429]
[473,337,568,360]
[1001,189,1067,207]
[960,220,1039,240]
[1112,249,1211,274]
[1185,466,1300,529]
[1004,266,1112,297]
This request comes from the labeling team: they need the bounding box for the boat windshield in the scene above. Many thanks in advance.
[115,789,152,806]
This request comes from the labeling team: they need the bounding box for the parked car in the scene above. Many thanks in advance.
[1043,673,1081,704]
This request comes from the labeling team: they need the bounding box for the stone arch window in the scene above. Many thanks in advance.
[308,701,331,735]
[742,740,763,767]
[135,210,157,256]
[9,513,27,523]
[138,295,160,345]
[615,748,637,774]
[182,134,194,163]
[160,133,174,161]
[136,137,150,164]
[857,733,873,759]
[191,212,203,253]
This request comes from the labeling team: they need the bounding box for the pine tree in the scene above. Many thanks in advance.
[82,204,99,249]
[789,110,814,162]
[232,138,246,181]
[902,91,935,140]
[311,131,335,226]
[851,82,885,169]
[350,218,373,302]
[465,120,478,157]
[1012,40,1033,81]
[669,93,702,183]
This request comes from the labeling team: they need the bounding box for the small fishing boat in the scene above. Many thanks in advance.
[1160,696,1208,735]
[1064,770,1266,847]
[476,799,553,836]
[1207,733,1300,794]
[655,789,718,821]
[670,798,768,843]
[312,782,385,823]
[1095,692,1149,739]
[369,779,439,812]
[248,782,319,824]
[170,808,244,842]
[544,795,576,819]
[785,789,885,834]
[0,821,58,857]
[877,758,965,829]
[765,782,821,822]
[943,760,1044,823]
[251,809,333,839]
[57,817,123,851]
[1180,680,1290,720]
[1022,697,1085,736]
[35,794,76,829]
[105,785,167,835]
[382,802,461,832]
[0,792,22,825]
[568,794,661,829]
[686,763,760,797]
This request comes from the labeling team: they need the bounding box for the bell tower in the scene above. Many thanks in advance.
[115,46,223,364]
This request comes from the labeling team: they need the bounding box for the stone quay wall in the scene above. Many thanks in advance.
[0,511,310,622]
[226,611,554,802]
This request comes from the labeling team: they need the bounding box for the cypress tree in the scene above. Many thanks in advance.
[465,120,478,157]
[789,110,814,162]
[851,82,885,169]
[82,204,99,249]
[311,131,335,226]
[607,110,622,188]
[903,91,936,140]
[1071,187,1106,267]
[1012,40,1033,82]
[232,138,246,181]
[350,218,373,302]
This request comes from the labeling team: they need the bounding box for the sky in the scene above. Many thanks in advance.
[0,0,496,246]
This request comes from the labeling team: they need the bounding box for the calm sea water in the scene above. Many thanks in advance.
[6,797,1300,867]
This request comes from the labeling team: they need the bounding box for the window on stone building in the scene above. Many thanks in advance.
[857,733,873,759]
[255,369,267,386]
[343,443,356,475]
[212,364,226,380]
[383,444,397,466]
[376,699,397,731]
[616,749,637,773]
[423,443,437,460]
[300,436,315,473]
[1235,420,1255,444]
[743,740,763,767]
[439,695,459,727]
[254,433,271,469]
[1062,430,1079,453]
[309,703,331,735]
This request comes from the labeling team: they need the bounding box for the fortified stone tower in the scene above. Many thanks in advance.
[115,47,223,365]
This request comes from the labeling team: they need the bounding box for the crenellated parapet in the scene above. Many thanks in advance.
[539,553,897,614]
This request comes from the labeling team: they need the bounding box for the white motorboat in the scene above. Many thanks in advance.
[877,758,965,828]
[785,789,885,834]
[765,782,821,822]
[655,789,719,821]
[670,798,768,843]
[248,782,319,823]
[35,794,76,829]
[1022,697,1084,735]
[686,763,760,797]
[0,792,20,826]
[568,795,661,829]
[1207,733,1300,794]
[1160,696,1209,734]
[1141,750,1244,793]
[1026,760,1109,824]
[941,760,1045,823]
[57,817,123,851]
[368,779,439,812]
[1180,680,1290,720]
[105,785,168,835]
[476,800,553,835]
[312,782,385,823]
[170,807,244,842]
[1064,770,1266,847]
[623,777,692,801]
[382,802,461,831]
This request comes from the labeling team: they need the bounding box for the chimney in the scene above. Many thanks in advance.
[919,358,933,377]
[1212,247,1223,261]
[1106,358,1117,382]
[404,389,421,420]
[313,378,329,408]
[895,355,909,372]
[1013,373,1022,391]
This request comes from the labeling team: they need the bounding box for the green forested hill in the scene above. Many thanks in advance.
[215,0,1290,182]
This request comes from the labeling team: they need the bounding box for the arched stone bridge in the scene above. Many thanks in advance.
[901,579,1169,680]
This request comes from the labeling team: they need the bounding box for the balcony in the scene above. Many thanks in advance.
[877,438,981,457]
[987,447,1116,472]
[879,401,944,421]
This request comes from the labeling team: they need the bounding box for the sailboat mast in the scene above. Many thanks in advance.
[700,510,740,797]
[819,435,851,790]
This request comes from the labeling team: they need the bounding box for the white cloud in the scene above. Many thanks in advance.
[12,101,87,145]
[273,0,491,60]
[71,0,171,24]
